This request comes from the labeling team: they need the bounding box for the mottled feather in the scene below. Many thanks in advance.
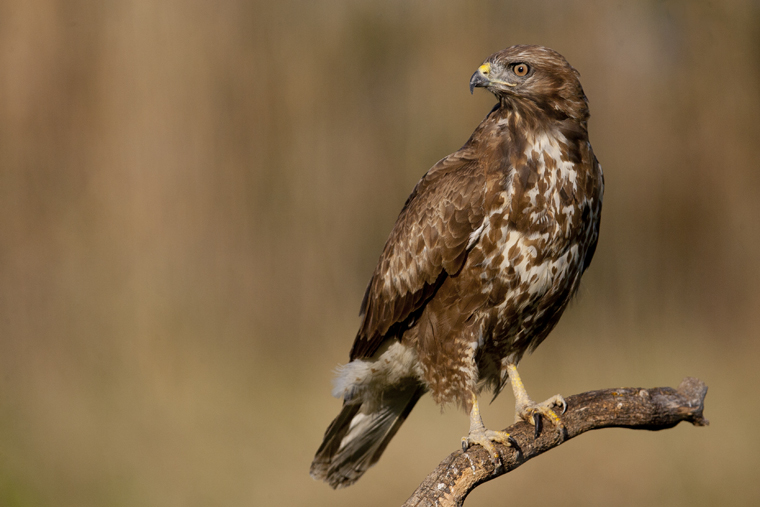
[351,153,487,360]
[312,45,604,488]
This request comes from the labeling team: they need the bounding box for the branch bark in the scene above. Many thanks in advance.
[403,377,709,507]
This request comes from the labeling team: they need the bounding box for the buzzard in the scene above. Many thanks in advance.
[311,45,604,489]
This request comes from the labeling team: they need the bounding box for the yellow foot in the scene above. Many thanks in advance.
[516,394,567,438]
[462,393,516,467]
[505,363,567,439]
[461,427,516,467]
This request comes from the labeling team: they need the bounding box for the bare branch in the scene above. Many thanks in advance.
[403,377,708,507]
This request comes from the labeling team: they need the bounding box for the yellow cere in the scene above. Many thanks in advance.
[478,63,491,75]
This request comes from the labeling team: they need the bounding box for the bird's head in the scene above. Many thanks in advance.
[470,45,589,123]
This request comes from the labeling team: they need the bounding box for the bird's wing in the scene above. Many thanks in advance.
[581,155,604,273]
[350,151,487,360]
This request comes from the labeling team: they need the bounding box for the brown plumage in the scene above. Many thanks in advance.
[311,45,604,489]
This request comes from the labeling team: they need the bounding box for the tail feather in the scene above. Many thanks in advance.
[310,384,425,489]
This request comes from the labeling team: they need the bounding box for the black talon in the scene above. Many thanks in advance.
[462,440,469,452]
[507,435,518,447]
[561,400,567,415]
[533,413,542,438]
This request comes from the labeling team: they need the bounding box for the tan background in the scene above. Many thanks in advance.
[1,1,758,505]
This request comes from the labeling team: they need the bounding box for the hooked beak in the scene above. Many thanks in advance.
[469,63,491,94]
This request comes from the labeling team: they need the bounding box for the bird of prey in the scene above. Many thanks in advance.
[311,45,604,489]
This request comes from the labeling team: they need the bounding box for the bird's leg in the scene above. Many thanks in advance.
[506,363,567,439]
[461,392,516,467]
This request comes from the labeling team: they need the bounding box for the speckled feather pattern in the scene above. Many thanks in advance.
[312,45,604,489]
[350,47,603,411]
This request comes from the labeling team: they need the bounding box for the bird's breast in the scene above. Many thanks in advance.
[467,129,596,332]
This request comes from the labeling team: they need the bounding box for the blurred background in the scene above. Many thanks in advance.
[1,0,758,505]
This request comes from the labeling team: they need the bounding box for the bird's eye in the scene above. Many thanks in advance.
[514,64,529,77]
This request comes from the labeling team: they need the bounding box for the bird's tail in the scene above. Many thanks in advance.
[310,383,425,489]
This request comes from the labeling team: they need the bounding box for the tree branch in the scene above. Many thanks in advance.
[403,377,709,507]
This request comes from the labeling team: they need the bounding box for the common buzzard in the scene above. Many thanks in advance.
[311,45,604,489]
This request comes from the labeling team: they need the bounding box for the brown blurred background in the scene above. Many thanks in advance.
[1,1,758,505]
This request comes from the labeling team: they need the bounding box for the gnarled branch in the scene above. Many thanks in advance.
[403,377,709,507]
